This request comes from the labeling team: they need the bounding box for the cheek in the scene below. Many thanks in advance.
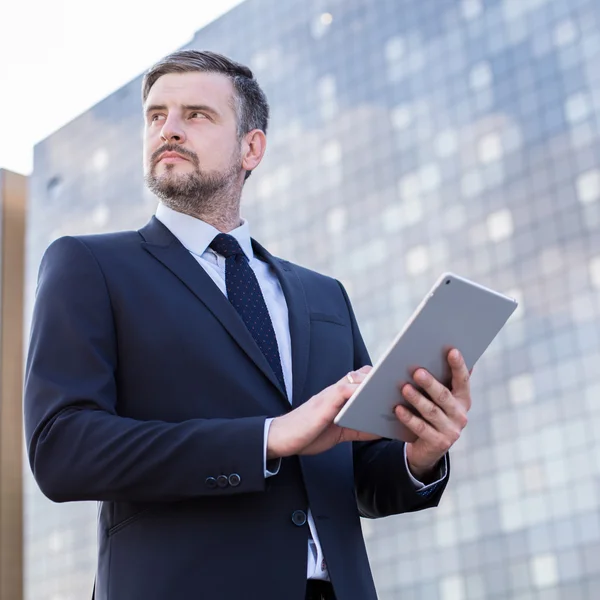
[142,150,152,174]
[209,140,240,169]
[142,137,158,170]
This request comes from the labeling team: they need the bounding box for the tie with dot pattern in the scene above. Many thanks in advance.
[209,233,286,395]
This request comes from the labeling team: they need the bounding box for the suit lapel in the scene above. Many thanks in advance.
[252,240,311,408]
[139,217,288,405]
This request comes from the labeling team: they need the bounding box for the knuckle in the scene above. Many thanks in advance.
[426,403,440,419]
[443,429,460,447]
[438,437,453,453]
[415,420,427,435]
[438,388,452,404]
[458,413,469,429]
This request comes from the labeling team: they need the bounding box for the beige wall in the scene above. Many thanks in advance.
[0,169,26,600]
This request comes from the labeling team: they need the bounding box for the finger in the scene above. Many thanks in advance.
[394,405,450,448]
[401,383,453,430]
[412,368,464,418]
[344,370,369,385]
[333,383,357,404]
[340,427,381,443]
[448,349,471,409]
[335,371,358,388]
[311,381,355,418]
[357,365,373,375]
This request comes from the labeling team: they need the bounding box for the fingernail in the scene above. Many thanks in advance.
[452,350,461,361]
[397,406,410,420]
[415,370,429,384]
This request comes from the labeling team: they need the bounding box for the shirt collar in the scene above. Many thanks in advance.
[155,203,254,260]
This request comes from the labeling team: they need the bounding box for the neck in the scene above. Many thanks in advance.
[163,185,243,233]
[183,202,242,233]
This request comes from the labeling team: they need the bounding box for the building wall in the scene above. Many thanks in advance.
[27,0,600,598]
[0,169,26,600]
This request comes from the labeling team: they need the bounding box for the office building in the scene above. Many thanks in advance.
[27,0,600,598]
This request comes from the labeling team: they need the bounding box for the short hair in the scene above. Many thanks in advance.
[142,49,270,139]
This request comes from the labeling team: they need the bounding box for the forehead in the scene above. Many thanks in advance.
[145,71,235,112]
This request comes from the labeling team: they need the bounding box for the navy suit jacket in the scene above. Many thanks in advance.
[24,216,448,600]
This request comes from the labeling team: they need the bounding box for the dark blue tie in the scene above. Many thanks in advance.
[209,233,286,395]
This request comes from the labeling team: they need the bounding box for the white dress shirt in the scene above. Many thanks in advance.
[155,203,447,580]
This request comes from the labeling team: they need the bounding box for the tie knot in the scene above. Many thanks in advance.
[209,233,245,259]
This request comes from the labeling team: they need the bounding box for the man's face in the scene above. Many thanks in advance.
[143,71,243,210]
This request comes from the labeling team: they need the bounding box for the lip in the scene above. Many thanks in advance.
[158,152,189,163]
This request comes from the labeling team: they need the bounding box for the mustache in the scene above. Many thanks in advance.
[151,144,199,167]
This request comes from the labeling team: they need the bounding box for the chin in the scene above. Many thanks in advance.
[162,162,193,172]
[153,167,189,182]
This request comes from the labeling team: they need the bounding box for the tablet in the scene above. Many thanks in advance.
[334,272,518,442]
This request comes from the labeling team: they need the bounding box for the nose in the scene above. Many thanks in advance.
[160,116,186,144]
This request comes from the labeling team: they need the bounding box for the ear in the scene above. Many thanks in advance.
[241,129,267,173]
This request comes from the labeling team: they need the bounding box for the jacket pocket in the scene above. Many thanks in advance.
[107,508,151,537]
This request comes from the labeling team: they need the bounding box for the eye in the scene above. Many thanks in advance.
[190,112,207,120]
[150,114,165,123]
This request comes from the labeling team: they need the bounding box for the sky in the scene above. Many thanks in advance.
[0,0,245,175]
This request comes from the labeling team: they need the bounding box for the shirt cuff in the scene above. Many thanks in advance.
[264,418,281,478]
[403,444,448,492]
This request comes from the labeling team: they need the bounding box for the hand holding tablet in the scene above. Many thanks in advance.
[335,273,518,453]
[396,347,473,479]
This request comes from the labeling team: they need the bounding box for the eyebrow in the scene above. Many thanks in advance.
[144,104,221,119]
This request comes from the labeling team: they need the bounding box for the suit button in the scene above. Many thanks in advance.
[229,473,241,487]
[205,477,217,489]
[291,510,307,527]
[216,475,229,488]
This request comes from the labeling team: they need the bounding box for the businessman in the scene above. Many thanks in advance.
[25,50,471,600]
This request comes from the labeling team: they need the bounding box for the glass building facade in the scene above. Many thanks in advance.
[27,0,600,598]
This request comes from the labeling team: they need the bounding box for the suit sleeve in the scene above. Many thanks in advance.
[24,236,268,504]
[336,281,449,519]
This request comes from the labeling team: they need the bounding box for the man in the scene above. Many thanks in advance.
[24,50,471,600]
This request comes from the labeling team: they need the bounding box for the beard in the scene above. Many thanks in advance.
[144,143,241,216]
